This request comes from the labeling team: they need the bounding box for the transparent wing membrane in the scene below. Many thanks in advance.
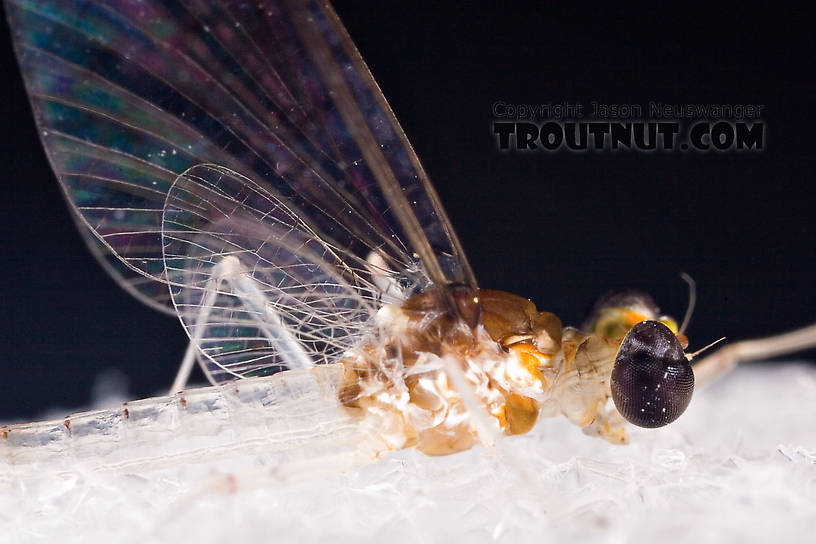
[6,0,477,383]
[162,164,382,382]
[6,0,474,304]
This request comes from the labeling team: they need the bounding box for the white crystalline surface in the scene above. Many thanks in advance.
[2,363,815,544]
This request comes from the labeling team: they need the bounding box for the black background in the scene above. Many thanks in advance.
[0,3,813,422]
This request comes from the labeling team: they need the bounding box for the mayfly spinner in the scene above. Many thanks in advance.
[3,0,815,464]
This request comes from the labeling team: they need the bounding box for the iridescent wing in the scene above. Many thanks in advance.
[5,0,477,381]
[5,0,476,312]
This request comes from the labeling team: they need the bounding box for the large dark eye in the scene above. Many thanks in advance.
[611,321,694,428]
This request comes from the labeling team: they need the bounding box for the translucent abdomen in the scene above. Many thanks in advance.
[0,364,381,479]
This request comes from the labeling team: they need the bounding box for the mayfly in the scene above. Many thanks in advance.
[2,0,815,474]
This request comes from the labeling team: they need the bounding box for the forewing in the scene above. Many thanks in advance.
[5,0,476,312]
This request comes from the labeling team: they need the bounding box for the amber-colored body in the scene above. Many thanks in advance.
[340,289,629,456]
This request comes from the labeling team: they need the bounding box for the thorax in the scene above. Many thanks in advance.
[339,288,623,455]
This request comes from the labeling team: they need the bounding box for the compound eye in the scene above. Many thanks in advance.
[611,320,694,428]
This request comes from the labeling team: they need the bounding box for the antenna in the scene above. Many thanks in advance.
[678,272,696,335]
[686,336,726,361]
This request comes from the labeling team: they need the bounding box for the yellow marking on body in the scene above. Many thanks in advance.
[495,404,508,430]
[622,310,650,326]
[659,317,680,334]
[508,343,550,386]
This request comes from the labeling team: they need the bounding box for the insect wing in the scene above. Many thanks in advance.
[5,0,477,312]
[162,163,381,383]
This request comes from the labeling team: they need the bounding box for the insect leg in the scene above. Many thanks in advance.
[218,256,315,372]
[169,254,318,393]
[366,251,405,304]
[692,323,816,387]
[169,272,225,394]
[440,353,502,449]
